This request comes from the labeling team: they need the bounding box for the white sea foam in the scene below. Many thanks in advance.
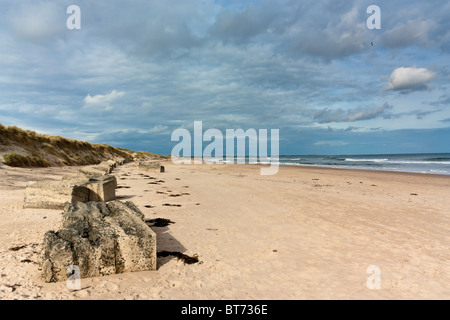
[345,158,389,162]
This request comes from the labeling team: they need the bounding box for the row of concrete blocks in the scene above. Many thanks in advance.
[24,159,124,210]
[137,161,165,173]
[23,159,161,283]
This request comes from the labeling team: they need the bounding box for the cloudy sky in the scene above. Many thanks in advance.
[0,0,449,155]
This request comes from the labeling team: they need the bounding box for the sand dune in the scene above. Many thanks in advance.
[0,162,449,299]
[0,123,167,168]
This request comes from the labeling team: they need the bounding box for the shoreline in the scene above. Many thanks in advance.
[276,163,450,177]
[189,161,450,179]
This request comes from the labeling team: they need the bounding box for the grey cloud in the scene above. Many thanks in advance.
[210,3,283,44]
[70,0,211,58]
[293,7,368,61]
[431,93,450,106]
[382,109,441,120]
[314,103,392,123]
[382,19,435,49]
[377,1,450,53]
[6,2,67,42]
[414,110,440,120]
[344,126,362,132]
[314,140,349,147]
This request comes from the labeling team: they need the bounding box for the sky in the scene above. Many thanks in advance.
[0,0,449,155]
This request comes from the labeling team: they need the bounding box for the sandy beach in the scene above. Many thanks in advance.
[0,162,449,300]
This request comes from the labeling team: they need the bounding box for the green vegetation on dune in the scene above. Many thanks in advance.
[0,124,167,167]
[3,152,52,167]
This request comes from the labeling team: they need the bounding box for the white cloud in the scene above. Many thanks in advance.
[84,90,125,105]
[384,67,435,93]
[148,125,169,134]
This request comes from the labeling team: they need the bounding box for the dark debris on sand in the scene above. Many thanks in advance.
[9,245,27,251]
[162,203,182,207]
[145,218,174,227]
[157,251,200,265]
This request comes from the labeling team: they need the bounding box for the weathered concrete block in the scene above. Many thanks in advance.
[24,181,90,210]
[97,162,113,174]
[78,166,109,177]
[85,175,116,202]
[138,161,164,173]
[77,160,119,177]
[115,158,125,166]
[25,175,117,209]
[63,174,118,189]
[40,201,157,282]
[106,160,116,169]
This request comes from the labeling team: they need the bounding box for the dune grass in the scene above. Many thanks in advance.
[0,124,165,167]
[3,152,52,167]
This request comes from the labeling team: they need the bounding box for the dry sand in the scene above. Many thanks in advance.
[0,162,449,300]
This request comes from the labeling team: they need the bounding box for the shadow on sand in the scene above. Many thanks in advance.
[145,219,200,269]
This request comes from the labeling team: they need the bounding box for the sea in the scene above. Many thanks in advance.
[216,153,450,175]
[276,153,450,175]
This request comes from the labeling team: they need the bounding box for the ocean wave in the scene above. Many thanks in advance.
[385,160,450,165]
[345,158,389,162]
[424,157,450,162]
[344,158,450,165]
